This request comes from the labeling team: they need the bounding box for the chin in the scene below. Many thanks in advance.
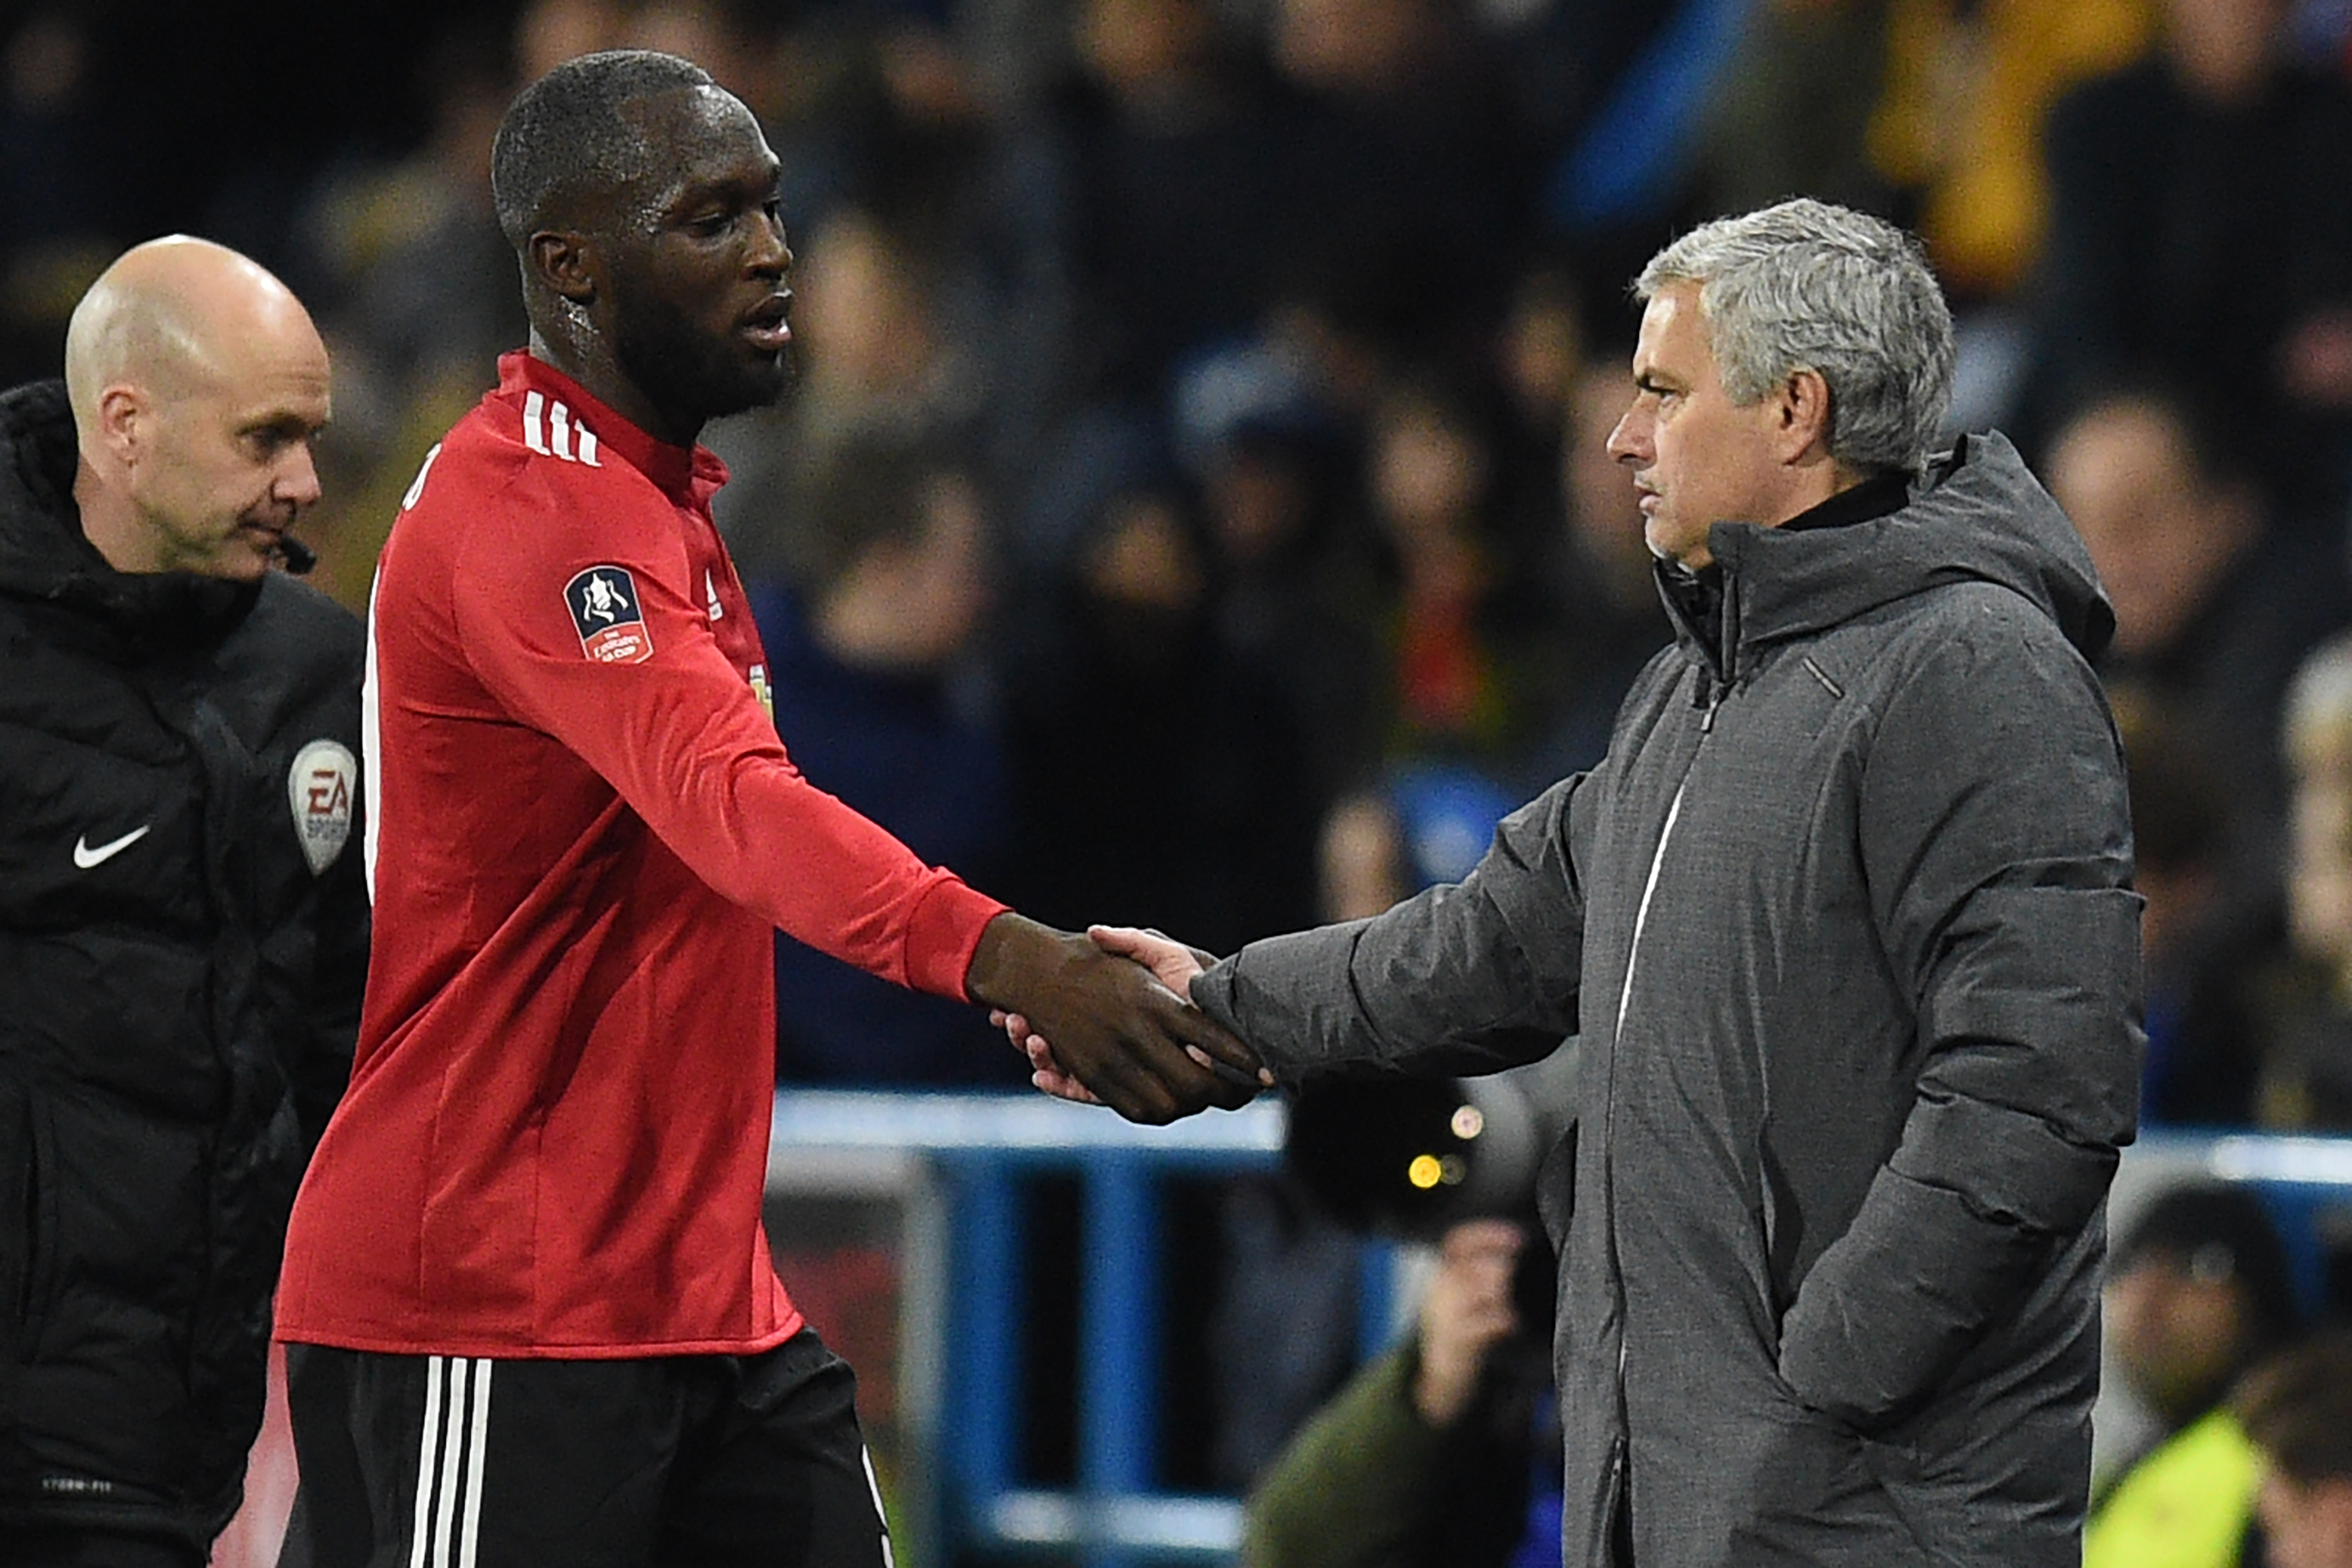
[704,362,793,423]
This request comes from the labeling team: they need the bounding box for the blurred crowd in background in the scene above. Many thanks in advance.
[13,0,2352,1127]
[17,0,2352,1527]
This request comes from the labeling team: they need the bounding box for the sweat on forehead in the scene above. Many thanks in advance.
[490,49,722,246]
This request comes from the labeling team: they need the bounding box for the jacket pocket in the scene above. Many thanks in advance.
[1598,1432,1631,1567]
[1,1077,60,1361]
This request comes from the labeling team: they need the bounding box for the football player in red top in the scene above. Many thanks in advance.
[274,48,1264,1568]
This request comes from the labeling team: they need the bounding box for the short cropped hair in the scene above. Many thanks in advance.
[1635,198,1955,476]
[491,49,714,249]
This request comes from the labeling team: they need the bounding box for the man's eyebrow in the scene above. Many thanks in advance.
[668,162,784,213]
[241,409,327,438]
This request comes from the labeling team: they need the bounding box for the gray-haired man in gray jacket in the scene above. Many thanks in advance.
[1010,198,2143,1566]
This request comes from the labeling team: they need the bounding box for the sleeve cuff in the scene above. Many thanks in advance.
[903,876,1011,1001]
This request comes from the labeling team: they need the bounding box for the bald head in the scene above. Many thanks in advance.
[65,236,332,579]
[66,238,316,437]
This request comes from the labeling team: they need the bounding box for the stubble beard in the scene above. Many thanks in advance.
[614,298,795,435]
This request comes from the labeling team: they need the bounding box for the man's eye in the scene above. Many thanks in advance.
[247,425,318,459]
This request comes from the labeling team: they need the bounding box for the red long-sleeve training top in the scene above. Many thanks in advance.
[277,354,1006,1357]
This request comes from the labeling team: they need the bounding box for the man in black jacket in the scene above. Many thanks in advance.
[0,236,366,1567]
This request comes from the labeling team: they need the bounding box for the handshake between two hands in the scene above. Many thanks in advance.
[973,919,1270,1125]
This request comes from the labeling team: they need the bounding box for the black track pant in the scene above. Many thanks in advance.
[278,1327,891,1568]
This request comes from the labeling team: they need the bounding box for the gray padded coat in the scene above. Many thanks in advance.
[1198,432,2143,1566]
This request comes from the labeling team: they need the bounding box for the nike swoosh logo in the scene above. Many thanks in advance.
[73,825,151,869]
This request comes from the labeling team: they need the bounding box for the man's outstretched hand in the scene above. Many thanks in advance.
[966,915,1268,1123]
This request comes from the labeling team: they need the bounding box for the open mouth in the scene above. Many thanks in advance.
[741,294,793,352]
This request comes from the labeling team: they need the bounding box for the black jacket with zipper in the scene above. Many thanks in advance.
[0,379,367,1548]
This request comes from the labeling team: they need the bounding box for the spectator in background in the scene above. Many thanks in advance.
[1001,470,1320,956]
[2237,1329,2352,1568]
[2116,693,2270,1126]
[1349,371,1566,786]
[1486,263,1588,570]
[2048,386,2352,923]
[2086,1182,2305,1567]
[710,202,986,583]
[1693,0,1899,230]
[2249,633,2352,1129]
[1260,0,1539,374]
[994,430,1356,1497]
[2027,0,2352,511]
[1185,371,1382,820]
[0,9,116,387]
[1243,1218,1556,1568]
[1866,0,2153,305]
[1007,0,1296,409]
[747,433,1021,1087]
[287,16,527,611]
[1853,0,2155,432]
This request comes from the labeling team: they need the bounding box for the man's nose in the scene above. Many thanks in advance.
[749,213,789,277]
[280,443,323,509]
[1606,410,1643,462]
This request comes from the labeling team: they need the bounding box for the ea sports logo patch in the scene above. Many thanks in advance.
[566,565,653,664]
[289,739,357,876]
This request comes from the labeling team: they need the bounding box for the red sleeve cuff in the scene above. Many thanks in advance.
[902,876,1011,1002]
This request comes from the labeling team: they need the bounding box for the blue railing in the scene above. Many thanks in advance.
[767,1089,1393,1568]
[768,1094,2352,1568]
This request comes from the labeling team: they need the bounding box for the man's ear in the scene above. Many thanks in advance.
[1773,368,1834,463]
[530,230,599,307]
[93,383,148,465]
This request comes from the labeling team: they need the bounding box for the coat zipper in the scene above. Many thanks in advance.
[1613,781,1686,1043]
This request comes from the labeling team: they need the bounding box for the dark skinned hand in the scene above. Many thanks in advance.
[964,913,1269,1123]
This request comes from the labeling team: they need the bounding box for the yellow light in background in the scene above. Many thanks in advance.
[1407,1153,1444,1189]
[1450,1105,1485,1141]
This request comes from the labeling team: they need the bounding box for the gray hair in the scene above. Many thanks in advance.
[1635,198,1955,475]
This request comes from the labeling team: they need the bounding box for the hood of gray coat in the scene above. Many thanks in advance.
[1702,430,2114,670]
